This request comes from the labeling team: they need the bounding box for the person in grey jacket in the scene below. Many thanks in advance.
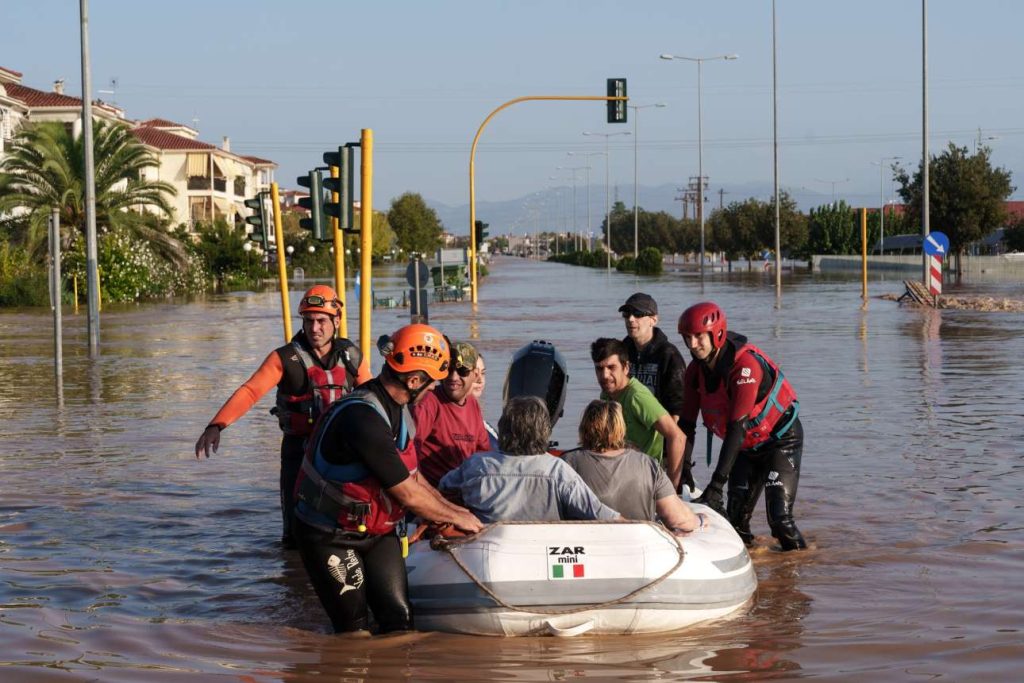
[440,396,620,524]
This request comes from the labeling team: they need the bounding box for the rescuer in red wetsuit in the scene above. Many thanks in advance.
[678,302,807,551]
[194,285,371,548]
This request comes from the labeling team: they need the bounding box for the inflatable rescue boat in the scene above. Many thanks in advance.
[406,503,756,637]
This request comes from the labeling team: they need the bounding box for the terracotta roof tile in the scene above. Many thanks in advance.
[137,117,189,129]
[241,154,275,166]
[0,66,23,79]
[5,82,82,108]
[1004,200,1024,217]
[132,126,215,151]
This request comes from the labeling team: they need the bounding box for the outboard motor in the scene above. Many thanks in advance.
[502,340,568,428]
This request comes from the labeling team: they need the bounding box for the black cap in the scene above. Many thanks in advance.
[618,292,658,316]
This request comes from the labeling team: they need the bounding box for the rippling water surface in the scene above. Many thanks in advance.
[1,257,1022,681]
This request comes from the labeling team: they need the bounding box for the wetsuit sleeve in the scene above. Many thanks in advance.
[678,364,701,439]
[208,351,284,429]
[354,358,372,386]
[711,421,746,486]
[710,358,766,485]
[333,404,411,489]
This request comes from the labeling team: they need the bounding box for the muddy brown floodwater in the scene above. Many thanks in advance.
[1,256,1021,681]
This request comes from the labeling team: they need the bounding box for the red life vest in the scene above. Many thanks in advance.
[697,342,799,450]
[294,388,418,536]
[275,340,356,436]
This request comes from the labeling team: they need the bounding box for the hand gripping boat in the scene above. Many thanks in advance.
[406,505,756,637]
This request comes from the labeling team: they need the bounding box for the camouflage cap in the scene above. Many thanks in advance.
[452,341,479,372]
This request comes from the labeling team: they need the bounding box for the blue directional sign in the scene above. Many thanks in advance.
[924,231,949,258]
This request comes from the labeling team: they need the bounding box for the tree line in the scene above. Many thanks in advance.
[2,118,1018,305]
[550,142,1020,270]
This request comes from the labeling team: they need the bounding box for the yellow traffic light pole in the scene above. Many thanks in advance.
[359,129,374,362]
[329,164,349,339]
[468,95,627,304]
[271,182,292,343]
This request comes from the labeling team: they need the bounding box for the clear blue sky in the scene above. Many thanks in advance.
[4,0,1023,227]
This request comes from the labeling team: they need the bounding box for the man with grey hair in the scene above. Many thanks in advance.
[440,396,620,523]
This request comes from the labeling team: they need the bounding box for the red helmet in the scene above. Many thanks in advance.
[384,324,450,381]
[678,302,728,349]
[298,285,341,317]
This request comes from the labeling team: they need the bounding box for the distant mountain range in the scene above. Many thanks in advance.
[426,183,886,236]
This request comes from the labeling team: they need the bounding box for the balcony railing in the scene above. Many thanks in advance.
[187,177,229,192]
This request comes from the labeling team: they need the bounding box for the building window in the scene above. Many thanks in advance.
[233,177,246,196]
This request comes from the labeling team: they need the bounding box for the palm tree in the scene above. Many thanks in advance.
[0,119,184,264]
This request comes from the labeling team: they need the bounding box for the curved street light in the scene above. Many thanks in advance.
[661,52,737,280]
[556,165,589,251]
[814,177,851,204]
[628,103,667,260]
[583,131,631,272]
[567,150,604,248]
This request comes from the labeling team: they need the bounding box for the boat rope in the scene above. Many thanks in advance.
[429,520,686,616]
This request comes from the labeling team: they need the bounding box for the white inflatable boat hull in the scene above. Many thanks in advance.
[407,504,756,636]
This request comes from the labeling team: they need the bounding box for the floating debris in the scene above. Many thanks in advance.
[881,291,1024,311]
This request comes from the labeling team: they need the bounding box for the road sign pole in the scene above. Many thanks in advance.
[928,254,942,299]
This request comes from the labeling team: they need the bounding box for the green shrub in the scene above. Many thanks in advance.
[636,247,663,275]
[0,242,50,306]
[548,250,618,269]
[615,255,637,273]
[63,227,208,303]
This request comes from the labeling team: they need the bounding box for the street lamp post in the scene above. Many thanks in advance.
[873,156,901,254]
[583,130,631,272]
[556,166,587,251]
[567,150,604,253]
[814,177,850,204]
[629,103,667,261]
[661,52,737,280]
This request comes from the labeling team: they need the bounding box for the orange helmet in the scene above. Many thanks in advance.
[298,285,342,317]
[384,324,450,381]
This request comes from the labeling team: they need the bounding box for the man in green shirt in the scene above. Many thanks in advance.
[591,337,688,492]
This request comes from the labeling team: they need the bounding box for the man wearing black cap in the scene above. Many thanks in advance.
[618,292,692,490]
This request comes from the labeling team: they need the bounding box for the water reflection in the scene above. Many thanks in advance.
[1,257,1022,680]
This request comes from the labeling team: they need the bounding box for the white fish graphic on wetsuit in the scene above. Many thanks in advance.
[326,549,365,596]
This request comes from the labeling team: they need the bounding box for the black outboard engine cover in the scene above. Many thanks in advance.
[503,340,568,427]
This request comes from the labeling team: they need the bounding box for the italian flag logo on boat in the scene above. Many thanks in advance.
[548,545,586,579]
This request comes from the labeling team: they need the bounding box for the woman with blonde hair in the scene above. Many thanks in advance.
[564,400,705,534]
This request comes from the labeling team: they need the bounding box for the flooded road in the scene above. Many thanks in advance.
[1,256,1022,681]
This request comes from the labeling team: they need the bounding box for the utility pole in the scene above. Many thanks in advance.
[674,190,689,220]
[80,0,100,356]
[718,187,729,209]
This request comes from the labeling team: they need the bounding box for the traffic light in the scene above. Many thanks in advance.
[607,78,627,123]
[243,193,268,250]
[474,220,489,252]
[322,145,356,233]
[297,170,328,241]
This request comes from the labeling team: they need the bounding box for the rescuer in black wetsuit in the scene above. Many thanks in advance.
[292,323,482,633]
